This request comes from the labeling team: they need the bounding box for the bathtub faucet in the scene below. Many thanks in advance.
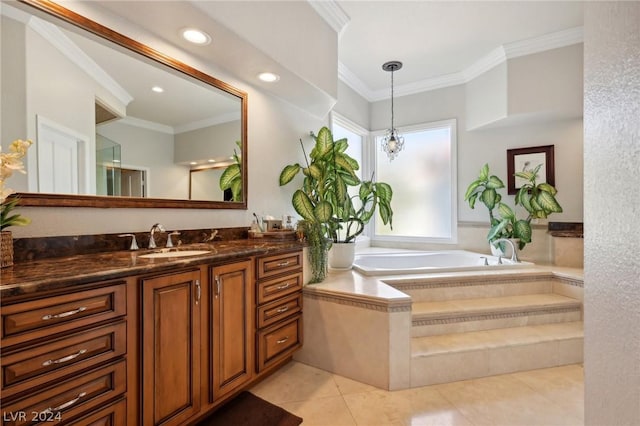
[492,238,519,263]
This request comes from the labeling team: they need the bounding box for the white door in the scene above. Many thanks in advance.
[36,117,88,194]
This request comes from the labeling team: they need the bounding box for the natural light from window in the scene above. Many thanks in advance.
[374,120,457,243]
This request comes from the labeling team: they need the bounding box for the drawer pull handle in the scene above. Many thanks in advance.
[41,391,87,415]
[215,276,221,298]
[277,261,290,267]
[42,306,87,321]
[42,349,88,366]
[276,282,291,290]
[276,336,289,344]
[276,306,289,314]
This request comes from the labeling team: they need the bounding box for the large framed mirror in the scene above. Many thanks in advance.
[1,0,247,209]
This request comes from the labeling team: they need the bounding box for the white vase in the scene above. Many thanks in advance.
[328,242,356,270]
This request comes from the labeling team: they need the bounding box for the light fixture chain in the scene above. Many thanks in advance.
[390,68,395,131]
[381,60,404,161]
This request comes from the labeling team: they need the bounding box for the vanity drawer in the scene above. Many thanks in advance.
[256,251,302,280]
[65,398,126,426]
[256,314,302,372]
[1,283,127,347]
[256,272,302,305]
[0,360,126,426]
[2,321,126,398]
[257,293,302,329]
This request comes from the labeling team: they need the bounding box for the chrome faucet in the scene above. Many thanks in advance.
[492,238,519,263]
[148,223,166,249]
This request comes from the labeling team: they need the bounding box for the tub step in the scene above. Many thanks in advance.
[410,321,583,387]
[389,271,557,303]
[411,293,582,337]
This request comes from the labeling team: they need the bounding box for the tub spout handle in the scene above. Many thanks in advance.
[480,256,489,266]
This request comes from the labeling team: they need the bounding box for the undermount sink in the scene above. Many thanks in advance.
[138,250,211,259]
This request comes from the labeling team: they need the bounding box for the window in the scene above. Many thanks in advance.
[331,114,364,181]
[373,119,457,243]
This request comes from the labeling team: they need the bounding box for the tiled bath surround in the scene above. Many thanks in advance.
[295,268,583,390]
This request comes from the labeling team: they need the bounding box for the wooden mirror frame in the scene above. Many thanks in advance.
[11,0,248,209]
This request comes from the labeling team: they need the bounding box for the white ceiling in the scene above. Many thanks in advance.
[331,1,584,101]
[65,0,585,106]
[15,0,585,121]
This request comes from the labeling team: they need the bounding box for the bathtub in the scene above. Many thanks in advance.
[352,249,532,276]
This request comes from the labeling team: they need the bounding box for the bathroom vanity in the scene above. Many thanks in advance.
[0,241,304,426]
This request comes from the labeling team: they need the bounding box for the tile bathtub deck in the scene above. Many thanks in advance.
[250,360,584,426]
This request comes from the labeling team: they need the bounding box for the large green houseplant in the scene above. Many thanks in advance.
[464,163,562,253]
[219,141,242,201]
[279,126,393,281]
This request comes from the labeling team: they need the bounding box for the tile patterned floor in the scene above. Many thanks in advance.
[250,361,584,426]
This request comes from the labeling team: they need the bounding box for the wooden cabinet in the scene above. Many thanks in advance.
[1,246,304,426]
[140,269,201,426]
[0,282,128,426]
[255,251,303,373]
[207,260,254,402]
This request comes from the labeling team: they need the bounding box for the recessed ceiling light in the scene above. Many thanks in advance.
[208,159,216,163]
[151,86,164,93]
[258,72,280,83]
[189,161,197,165]
[181,28,211,45]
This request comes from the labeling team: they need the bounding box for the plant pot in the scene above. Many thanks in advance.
[328,242,356,270]
[1,231,14,268]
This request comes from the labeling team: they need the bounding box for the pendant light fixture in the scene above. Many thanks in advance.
[381,60,404,161]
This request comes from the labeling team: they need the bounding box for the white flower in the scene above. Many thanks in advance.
[0,139,32,204]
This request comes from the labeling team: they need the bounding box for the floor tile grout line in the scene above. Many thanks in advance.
[330,373,362,425]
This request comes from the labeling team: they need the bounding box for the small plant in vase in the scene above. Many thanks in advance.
[279,127,393,281]
[464,163,562,256]
[1,139,33,267]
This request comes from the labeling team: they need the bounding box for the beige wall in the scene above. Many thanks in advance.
[369,45,584,225]
[583,2,640,425]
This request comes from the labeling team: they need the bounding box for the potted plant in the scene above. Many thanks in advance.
[1,139,33,267]
[219,141,242,201]
[464,163,562,255]
[279,127,393,280]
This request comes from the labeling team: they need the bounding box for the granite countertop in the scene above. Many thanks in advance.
[0,240,304,300]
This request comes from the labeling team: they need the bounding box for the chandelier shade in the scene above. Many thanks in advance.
[381,60,404,161]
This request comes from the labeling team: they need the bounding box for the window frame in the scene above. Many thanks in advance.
[369,118,458,245]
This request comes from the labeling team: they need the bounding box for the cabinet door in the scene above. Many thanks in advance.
[141,270,201,426]
[210,260,254,401]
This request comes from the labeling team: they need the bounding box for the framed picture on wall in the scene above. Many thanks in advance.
[507,145,555,194]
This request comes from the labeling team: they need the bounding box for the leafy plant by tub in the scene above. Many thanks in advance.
[279,126,394,244]
[464,163,562,250]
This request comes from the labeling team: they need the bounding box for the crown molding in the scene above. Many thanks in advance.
[28,16,133,107]
[307,0,350,36]
[110,116,174,134]
[338,62,376,100]
[504,26,583,59]
[174,111,241,134]
[461,46,507,83]
[341,26,584,102]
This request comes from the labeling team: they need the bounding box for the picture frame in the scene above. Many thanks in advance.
[506,145,555,195]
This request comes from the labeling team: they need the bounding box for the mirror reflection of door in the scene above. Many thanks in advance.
[35,116,89,195]
[120,168,145,197]
[103,167,146,197]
